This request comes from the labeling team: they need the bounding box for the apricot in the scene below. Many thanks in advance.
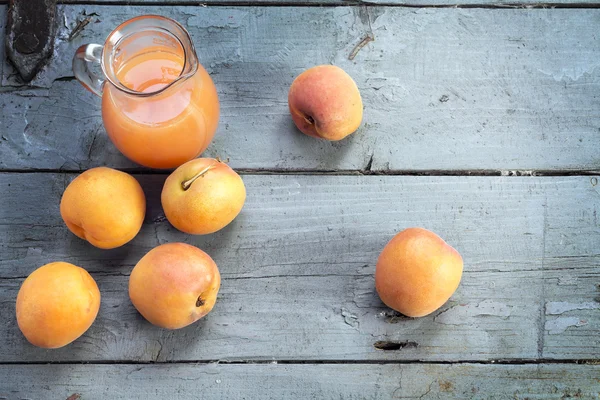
[16,262,101,348]
[288,65,363,141]
[129,243,221,329]
[161,158,246,235]
[375,228,463,317]
[60,167,146,249]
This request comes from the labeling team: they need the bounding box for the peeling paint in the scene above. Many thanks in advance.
[546,301,599,315]
[434,300,512,325]
[537,64,600,83]
[341,308,359,329]
[545,317,588,335]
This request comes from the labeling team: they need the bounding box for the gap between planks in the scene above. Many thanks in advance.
[0,359,598,365]
[0,169,598,176]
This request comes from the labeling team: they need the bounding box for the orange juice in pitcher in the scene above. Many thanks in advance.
[73,15,219,169]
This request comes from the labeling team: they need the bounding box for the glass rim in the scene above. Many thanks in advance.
[101,15,198,97]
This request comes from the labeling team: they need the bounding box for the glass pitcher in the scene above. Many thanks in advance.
[73,15,219,169]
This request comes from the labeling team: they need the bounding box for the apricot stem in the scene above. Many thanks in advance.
[304,115,315,125]
[196,296,205,307]
[181,164,217,191]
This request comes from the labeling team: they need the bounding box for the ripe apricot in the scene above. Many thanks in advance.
[16,262,101,348]
[60,167,146,249]
[129,243,221,329]
[161,158,246,235]
[375,228,463,317]
[288,65,363,141]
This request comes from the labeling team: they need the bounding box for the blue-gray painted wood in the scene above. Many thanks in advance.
[1,363,599,399]
[0,0,596,5]
[0,174,598,362]
[1,1,599,395]
[1,6,599,172]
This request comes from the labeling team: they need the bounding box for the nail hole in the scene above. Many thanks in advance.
[591,177,598,186]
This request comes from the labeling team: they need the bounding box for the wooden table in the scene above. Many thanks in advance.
[1,1,599,398]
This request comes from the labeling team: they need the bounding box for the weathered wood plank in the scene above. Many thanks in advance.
[0,0,596,5]
[0,174,598,362]
[0,5,5,83]
[542,178,600,359]
[1,363,599,399]
[1,6,599,172]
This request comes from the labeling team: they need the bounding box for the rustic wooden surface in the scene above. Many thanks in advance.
[1,6,599,172]
[1,174,599,364]
[1,0,597,5]
[1,0,599,398]
[2,364,600,399]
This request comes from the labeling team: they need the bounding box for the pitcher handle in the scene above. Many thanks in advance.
[73,44,105,97]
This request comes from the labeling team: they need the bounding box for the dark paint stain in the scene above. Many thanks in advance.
[439,381,454,392]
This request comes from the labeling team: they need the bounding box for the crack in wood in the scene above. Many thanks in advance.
[0,359,598,365]
[349,34,374,61]
[86,124,102,159]
[0,169,598,176]
[538,193,548,358]
[363,154,374,172]
[68,16,93,41]
[153,341,164,363]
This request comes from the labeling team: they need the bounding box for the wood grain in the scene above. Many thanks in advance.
[1,6,599,172]
[0,0,597,5]
[542,181,600,359]
[0,173,598,362]
[1,363,599,399]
